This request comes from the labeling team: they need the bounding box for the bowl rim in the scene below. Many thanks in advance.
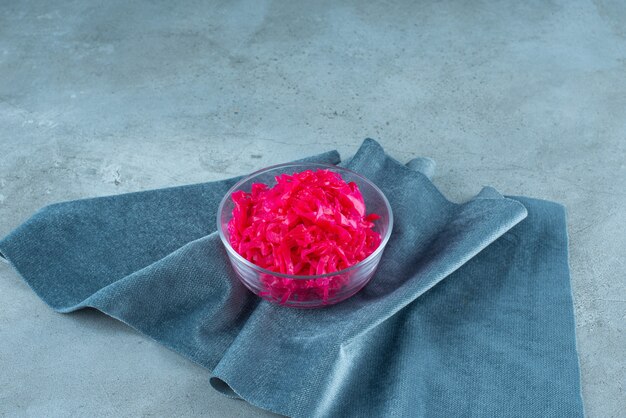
[216,162,394,280]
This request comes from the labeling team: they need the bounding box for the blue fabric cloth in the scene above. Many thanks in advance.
[0,139,583,417]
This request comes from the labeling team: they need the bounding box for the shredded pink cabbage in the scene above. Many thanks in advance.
[228,169,381,303]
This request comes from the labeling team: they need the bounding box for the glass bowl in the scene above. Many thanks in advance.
[216,162,393,308]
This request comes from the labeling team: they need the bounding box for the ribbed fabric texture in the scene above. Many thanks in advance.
[0,139,583,417]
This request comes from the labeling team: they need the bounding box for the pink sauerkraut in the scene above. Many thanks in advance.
[228,169,381,303]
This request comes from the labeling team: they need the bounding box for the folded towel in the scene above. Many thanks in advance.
[0,139,583,417]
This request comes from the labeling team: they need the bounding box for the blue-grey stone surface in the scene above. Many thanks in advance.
[0,0,624,416]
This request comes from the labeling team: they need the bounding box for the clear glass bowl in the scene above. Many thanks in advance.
[217,163,393,308]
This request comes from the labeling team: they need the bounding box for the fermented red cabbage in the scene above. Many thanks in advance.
[228,169,381,303]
